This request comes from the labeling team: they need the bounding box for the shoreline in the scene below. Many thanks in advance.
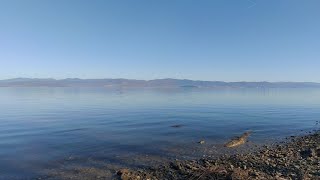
[116,131,320,180]
[39,130,320,180]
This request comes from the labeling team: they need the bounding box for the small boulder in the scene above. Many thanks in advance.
[171,124,184,128]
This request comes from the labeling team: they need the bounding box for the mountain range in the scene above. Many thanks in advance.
[0,78,319,88]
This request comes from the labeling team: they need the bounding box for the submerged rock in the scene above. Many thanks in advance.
[224,131,251,148]
[171,124,184,128]
[117,169,153,180]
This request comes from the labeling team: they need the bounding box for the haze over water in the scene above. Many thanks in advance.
[0,87,319,179]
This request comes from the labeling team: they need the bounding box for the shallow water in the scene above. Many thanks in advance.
[0,87,319,179]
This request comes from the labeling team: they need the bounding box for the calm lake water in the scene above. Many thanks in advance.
[0,87,319,179]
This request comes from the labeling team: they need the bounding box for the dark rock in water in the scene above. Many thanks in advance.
[224,131,252,148]
[171,124,184,128]
[198,140,205,144]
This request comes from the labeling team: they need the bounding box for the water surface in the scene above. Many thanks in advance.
[0,87,319,179]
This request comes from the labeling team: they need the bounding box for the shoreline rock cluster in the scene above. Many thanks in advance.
[117,131,320,180]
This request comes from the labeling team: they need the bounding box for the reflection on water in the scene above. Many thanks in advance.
[0,87,319,179]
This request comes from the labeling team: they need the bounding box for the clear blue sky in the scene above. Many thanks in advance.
[0,0,319,82]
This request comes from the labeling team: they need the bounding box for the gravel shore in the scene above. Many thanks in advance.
[117,131,320,180]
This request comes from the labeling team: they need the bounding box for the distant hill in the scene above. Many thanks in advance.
[0,78,320,88]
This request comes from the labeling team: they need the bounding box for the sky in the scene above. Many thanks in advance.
[0,0,319,82]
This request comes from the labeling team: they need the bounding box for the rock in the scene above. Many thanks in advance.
[276,177,287,180]
[170,162,182,171]
[224,131,251,148]
[117,169,135,180]
[185,163,198,170]
[199,140,205,144]
[300,148,315,158]
[117,169,130,175]
[313,148,320,157]
[231,168,249,180]
[171,124,183,128]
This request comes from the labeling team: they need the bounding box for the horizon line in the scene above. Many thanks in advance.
[1,77,319,84]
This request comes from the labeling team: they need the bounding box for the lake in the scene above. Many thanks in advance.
[0,87,319,179]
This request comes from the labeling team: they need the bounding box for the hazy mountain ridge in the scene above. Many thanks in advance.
[0,78,319,88]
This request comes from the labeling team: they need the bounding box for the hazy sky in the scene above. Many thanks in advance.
[0,0,319,81]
